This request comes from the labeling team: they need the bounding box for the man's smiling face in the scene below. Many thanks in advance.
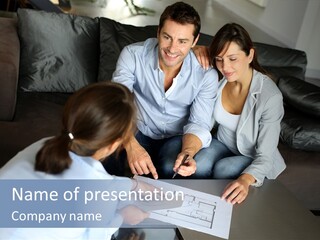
[157,19,198,70]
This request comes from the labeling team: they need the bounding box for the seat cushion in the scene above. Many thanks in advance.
[17,9,99,92]
[278,77,320,151]
[280,105,320,151]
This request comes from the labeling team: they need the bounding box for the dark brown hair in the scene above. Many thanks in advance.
[35,82,136,174]
[159,1,201,40]
[209,23,269,79]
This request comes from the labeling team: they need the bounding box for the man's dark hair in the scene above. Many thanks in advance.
[159,1,201,39]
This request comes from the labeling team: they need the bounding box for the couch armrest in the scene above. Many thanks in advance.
[0,17,19,121]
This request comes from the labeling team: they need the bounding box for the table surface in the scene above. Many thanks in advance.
[174,179,320,240]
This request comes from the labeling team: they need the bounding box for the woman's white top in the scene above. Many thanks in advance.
[214,91,241,154]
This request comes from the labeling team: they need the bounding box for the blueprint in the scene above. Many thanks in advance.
[135,176,233,239]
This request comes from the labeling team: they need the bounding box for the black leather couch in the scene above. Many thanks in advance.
[0,9,319,212]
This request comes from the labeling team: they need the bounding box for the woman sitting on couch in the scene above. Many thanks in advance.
[194,23,286,205]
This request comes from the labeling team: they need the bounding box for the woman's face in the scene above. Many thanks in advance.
[215,41,254,82]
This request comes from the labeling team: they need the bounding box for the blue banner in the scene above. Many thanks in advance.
[0,179,183,228]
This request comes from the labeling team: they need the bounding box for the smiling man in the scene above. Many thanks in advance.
[109,1,219,179]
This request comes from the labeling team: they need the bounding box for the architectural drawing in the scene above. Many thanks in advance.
[134,176,233,239]
[153,194,216,229]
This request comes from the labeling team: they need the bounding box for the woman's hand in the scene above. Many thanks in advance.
[131,177,160,193]
[192,45,210,70]
[120,205,149,225]
[221,174,255,204]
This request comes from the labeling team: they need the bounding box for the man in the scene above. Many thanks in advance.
[110,2,218,179]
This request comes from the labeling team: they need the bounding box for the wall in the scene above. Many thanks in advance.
[213,0,320,79]
[296,0,320,78]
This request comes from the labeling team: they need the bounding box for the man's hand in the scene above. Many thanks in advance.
[173,153,197,177]
[172,134,201,177]
[126,137,158,179]
[221,174,255,204]
[193,45,210,70]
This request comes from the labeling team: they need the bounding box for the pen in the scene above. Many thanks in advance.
[172,154,189,179]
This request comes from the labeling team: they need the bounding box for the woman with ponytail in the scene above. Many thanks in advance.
[34,81,136,176]
[0,82,149,239]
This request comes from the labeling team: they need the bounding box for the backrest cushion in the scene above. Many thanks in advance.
[17,9,99,92]
[278,76,320,118]
[254,42,307,83]
[98,17,157,82]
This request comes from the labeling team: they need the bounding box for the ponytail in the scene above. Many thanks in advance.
[35,134,72,174]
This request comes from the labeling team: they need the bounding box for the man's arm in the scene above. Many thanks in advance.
[181,133,202,157]
[124,134,158,179]
[113,44,158,179]
[174,67,219,177]
[112,46,136,90]
[184,69,218,147]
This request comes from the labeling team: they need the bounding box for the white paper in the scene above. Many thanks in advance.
[135,176,233,239]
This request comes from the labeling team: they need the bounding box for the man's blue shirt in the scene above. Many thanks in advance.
[112,38,218,148]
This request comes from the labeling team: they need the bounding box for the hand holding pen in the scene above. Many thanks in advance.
[172,154,197,178]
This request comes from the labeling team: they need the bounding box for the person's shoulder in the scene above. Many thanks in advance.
[121,38,157,64]
[254,71,282,100]
[12,137,49,160]
[189,52,218,75]
[0,138,49,179]
[261,73,281,95]
[125,38,157,52]
[199,65,219,83]
[206,67,219,79]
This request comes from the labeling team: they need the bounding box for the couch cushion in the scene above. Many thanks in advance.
[98,17,158,82]
[280,105,320,152]
[278,77,320,151]
[254,42,307,83]
[278,76,320,118]
[17,9,99,92]
[0,92,66,168]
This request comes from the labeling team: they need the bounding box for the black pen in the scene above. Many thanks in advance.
[172,154,189,179]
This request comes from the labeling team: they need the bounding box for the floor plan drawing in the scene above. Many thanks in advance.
[134,176,233,239]
[153,194,217,229]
